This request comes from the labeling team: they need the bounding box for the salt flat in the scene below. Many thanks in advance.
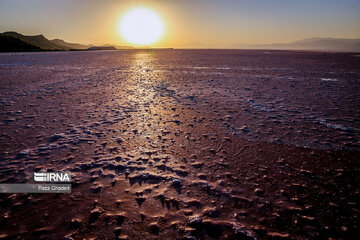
[0,49,359,239]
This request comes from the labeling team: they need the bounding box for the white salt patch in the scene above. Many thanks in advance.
[317,118,358,132]
[321,78,338,82]
[192,66,210,69]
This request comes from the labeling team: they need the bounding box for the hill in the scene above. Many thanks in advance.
[0,31,135,52]
[1,31,64,50]
[0,31,90,51]
[0,35,41,52]
[50,39,90,50]
[87,46,117,50]
[233,38,360,52]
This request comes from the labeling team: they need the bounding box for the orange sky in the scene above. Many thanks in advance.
[0,0,359,48]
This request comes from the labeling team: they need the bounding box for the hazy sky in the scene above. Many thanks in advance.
[0,0,359,47]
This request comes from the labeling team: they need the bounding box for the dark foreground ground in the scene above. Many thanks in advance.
[0,50,359,239]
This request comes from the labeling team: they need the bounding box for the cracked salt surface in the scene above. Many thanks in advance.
[0,50,359,239]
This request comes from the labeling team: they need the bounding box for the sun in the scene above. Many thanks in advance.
[119,8,164,45]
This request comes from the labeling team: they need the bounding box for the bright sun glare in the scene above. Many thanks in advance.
[119,8,164,45]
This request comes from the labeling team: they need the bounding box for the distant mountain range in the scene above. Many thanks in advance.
[0,31,90,50]
[0,31,133,52]
[233,38,360,52]
[87,46,117,51]
[50,38,91,50]
[0,35,41,52]
[1,31,359,52]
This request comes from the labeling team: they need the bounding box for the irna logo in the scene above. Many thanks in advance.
[34,172,71,182]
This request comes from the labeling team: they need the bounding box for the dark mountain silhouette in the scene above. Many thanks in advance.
[233,38,360,52]
[50,39,90,50]
[87,46,117,50]
[0,31,90,51]
[4,31,358,52]
[1,31,64,50]
[0,35,41,52]
[0,31,134,52]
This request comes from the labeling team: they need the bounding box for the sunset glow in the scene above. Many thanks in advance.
[119,8,164,45]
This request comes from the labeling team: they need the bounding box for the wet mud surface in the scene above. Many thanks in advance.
[0,50,359,239]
